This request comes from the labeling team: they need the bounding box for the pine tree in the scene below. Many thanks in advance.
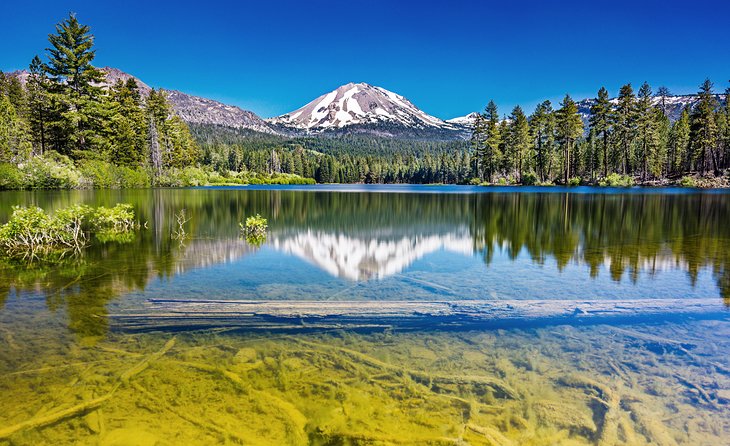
[656,86,671,116]
[27,56,51,155]
[108,79,146,166]
[529,101,554,182]
[470,112,487,180]
[481,101,502,183]
[614,84,638,174]
[0,91,32,163]
[669,109,691,174]
[555,95,583,183]
[589,87,613,178]
[636,82,660,180]
[506,105,530,182]
[690,79,719,174]
[43,13,106,157]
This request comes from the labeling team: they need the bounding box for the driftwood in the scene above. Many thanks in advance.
[171,360,308,446]
[130,381,247,444]
[0,387,119,440]
[0,337,176,440]
[294,338,518,399]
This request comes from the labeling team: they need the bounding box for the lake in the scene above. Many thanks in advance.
[0,185,728,445]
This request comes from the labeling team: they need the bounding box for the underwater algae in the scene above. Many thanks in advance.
[0,318,728,446]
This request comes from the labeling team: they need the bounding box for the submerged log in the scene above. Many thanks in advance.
[104,298,728,332]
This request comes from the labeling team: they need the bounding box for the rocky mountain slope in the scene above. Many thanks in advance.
[8,67,277,134]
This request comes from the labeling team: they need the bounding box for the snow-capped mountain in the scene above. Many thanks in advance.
[268,82,470,140]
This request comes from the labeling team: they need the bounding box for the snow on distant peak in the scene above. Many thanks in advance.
[268,82,459,134]
[446,112,480,126]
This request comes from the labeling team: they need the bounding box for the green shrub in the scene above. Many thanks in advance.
[598,173,634,187]
[240,214,268,246]
[79,160,115,188]
[567,177,582,186]
[116,166,150,188]
[20,154,81,189]
[0,204,137,260]
[0,163,23,189]
[678,176,698,188]
[521,172,538,186]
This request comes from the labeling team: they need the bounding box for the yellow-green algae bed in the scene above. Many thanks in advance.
[1,319,729,445]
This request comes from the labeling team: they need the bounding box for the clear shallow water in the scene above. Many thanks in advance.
[0,186,729,445]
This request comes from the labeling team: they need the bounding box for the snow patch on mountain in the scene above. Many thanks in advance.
[446,112,480,127]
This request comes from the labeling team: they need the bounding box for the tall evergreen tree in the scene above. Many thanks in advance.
[669,109,691,174]
[589,87,613,178]
[555,95,583,183]
[690,79,719,174]
[481,101,502,183]
[636,82,660,179]
[614,84,638,174]
[108,79,146,166]
[0,89,32,162]
[470,111,487,180]
[656,86,671,116]
[529,101,555,182]
[27,56,51,155]
[43,13,106,157]
[506,105,530,182]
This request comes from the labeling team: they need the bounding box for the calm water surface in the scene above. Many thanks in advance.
[0,185,728,445]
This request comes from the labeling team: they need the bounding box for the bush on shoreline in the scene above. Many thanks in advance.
[0,156,315,190]
[0,204,137,260]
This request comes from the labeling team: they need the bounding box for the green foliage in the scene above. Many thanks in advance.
[20,153,81,188]
[555,95,584,183]
[521,172,538,186]
[0,204,137,259]
[241,214,268,246]
[0,163,23,189]
[678,176,699,188]
[79,160,151,189]
[155,166,221,187]
[243,172,316,185]
[598,173,635,187]
[567,177,582,187]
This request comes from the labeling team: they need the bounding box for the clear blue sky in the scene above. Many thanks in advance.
[2,0,728,119]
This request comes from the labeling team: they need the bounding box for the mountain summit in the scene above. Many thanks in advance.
[268,83,468,139]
